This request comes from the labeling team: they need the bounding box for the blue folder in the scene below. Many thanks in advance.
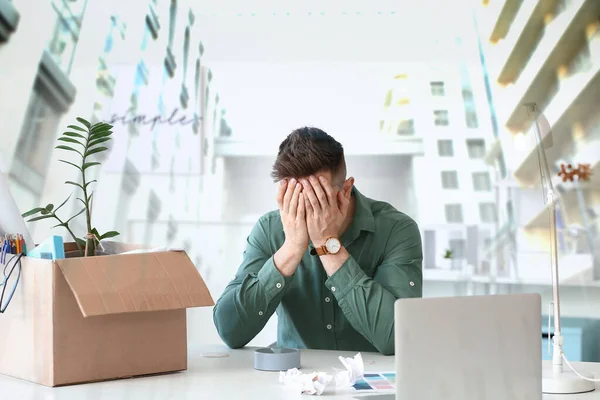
[26,236,65,260]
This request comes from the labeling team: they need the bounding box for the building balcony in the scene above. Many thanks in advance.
[495,0,558,85]
[164,46,176,78]
[146,2,160,40]
[180,83,189,109]
[521,141,600,229]
[487,0,522,43]
[212,136,424,157]
[512,40,600,184]
[523,185,600,230]
[0,0,20,42]
[501,0,600,133]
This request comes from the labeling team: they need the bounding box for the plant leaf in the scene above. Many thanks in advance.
[45,204,54,212]
[90,126,112,135]
[27,214,54,222]
[40,209,50,215]
[91,227,100,237]
[90,131,112,141]
[57,137,85,147]
[67,125,87,132]
[65,181,84,190]
[59,159,83,171]
[55,145,83,157]
[88,137,112,148]
[91,122,113,132]
[22,207,45,218]
[85,147,108,157]
[77,197,86,207]
[51,222,67,229]
[63,131,87,139]
[66,208,86,224]
[82,162,101,170]
[76,117,91,128]
[54,194,72,213]
[100,231,119,240]
[84,180,97,189]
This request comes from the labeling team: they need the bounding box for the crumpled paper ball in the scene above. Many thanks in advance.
[278,353,364,395]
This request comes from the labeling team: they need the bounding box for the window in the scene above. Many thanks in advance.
[441,171,459,189]
[437,140,453,156]
[462,89,479,128]
[472,172,491,191]
[397,119,415,135]
[430,81,445,96]
[479,203,497,223]
[449,239,465,259]
[462,88,474,102]
[445,204,463,223]
[466,111,478,128]
[434,110,449,126]
[10,81,62,199]
[466,139,486,158]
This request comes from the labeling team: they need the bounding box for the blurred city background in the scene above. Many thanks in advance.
[1,0,600,360]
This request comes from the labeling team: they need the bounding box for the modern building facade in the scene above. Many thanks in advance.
[474,0,600,284]
[0,0,231,287]
[379,32,499,278]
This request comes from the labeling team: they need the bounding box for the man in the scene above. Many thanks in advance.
[213,127,422,355]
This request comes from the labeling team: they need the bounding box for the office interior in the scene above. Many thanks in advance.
[1,0,600,368]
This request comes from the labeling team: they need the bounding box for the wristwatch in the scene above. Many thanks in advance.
[310,237,342,256]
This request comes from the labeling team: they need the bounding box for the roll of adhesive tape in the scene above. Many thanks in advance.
[254,347,301,371]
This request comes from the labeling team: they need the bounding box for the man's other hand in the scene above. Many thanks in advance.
[274,179,308,276]
[302,175,350,247]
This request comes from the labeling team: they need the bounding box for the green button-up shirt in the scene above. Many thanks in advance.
[213,186,423,355]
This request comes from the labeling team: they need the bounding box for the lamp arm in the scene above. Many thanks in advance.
[525,104,562,370]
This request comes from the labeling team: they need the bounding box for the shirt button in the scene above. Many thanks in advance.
[326,324,332,330]
[331,287,336,292]
[258,311,263,316]
[276,282,282,289]
[325,297,331,303]
[409,281,415,287]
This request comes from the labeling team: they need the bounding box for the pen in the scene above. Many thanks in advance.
[15,234,21,254]
[10,237,16,254]
[0,236,7,263]
[19,234,26,254]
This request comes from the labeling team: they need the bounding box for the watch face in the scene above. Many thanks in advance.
[325,238,341,254]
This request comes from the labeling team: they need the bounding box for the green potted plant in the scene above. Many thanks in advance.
[21,117,119,257]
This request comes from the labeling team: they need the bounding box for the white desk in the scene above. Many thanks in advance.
[2,344,600,399]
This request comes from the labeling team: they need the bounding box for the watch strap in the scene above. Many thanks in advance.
[310,245,328,256]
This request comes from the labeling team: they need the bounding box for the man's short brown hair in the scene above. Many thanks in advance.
[271,127,346,185]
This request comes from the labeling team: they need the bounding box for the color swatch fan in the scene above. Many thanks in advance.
[0,169,34,252]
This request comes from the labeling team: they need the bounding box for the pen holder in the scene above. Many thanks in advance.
[254,348,301,371]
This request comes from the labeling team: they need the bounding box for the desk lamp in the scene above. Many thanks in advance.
[525,103,597,394]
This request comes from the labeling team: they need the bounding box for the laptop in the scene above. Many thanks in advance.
[394,293,542,400]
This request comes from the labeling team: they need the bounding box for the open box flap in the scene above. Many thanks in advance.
[56,251,215,317]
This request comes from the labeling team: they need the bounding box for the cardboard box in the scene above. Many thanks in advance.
[0,242,214,387]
